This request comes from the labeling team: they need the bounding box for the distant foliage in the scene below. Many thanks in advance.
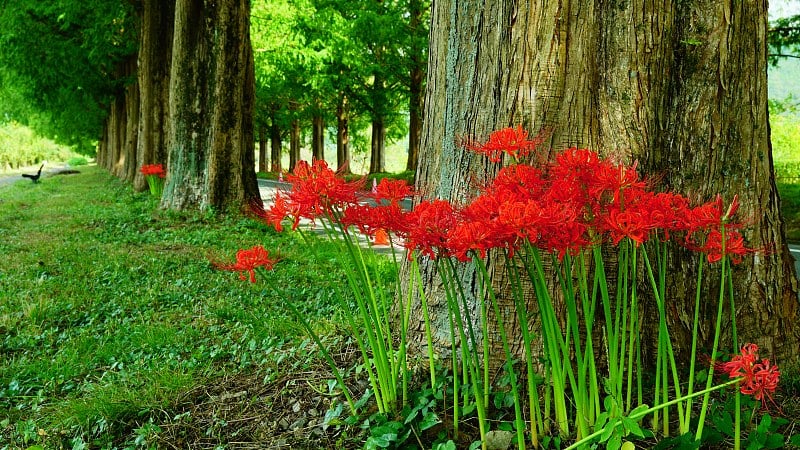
[0,122,82,170]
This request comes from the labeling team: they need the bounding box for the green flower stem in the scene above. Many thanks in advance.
[507,250,543,447]
[410,255,437,388]
[681,255,705,434]
[437,258,488,449]
[565,377,741,450]
[261,276,357,415]
[641,249,686,429]
[474,255,526,450]
[695,229,730,442]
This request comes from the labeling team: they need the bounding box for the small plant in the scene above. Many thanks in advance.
[140,163,166,197]
[67,156,89,166]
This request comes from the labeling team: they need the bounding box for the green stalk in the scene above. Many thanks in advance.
[507,250,542,447]
[438,258,488,449]
[641,249,686,429]
[730,262,740,450]
[320,221,392,412]
[695,227,729,442]
[566,377,742,450]
[682,256,705,434]
[411,255,437,388]
[475,256,526,450]
[270,282,357,415]
[625,243,638,412]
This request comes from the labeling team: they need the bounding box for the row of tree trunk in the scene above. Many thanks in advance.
[97,0,260,212]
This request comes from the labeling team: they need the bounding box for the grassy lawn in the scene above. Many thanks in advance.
[0,166,357,448]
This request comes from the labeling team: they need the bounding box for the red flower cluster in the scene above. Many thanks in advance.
[252,127,753,266]
[140,163,166,178]
[254,160,363,231]
[213,245,278,283]
[466,126,547,162]
[717,344,780,406]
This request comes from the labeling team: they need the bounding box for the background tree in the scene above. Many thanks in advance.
[0,1,136,153]
[162,0,260,211]
[409,0,800,365]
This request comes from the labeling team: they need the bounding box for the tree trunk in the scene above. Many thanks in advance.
[100,55,139,183]
[408,0,799,367]
[289,118,300,172]
[312,112,325,161]
[406,0,425,173]
[369,117,386,174]
[135,0,174,192]
[258,124,268,173]
[162,0,260,212]
[270,114,282,173]
[336,95,350,174]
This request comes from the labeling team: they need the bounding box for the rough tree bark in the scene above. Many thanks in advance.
[407,0,800,366]
[134,0,174,192]
[162,0,260,211]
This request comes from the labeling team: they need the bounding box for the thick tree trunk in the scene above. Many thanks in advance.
[258,124,268,173]
[269,115,282,173]
[409,0,799,367]
[135,0,174,192]
[289,118,300,172]
[162,0,259,211]
[312,113,325,161]
[336,95,350,174]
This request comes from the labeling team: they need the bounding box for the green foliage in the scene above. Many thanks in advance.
[0,0,137,152]
[0,122,83,169]
[769,14,800,66]
[0,166,350,446]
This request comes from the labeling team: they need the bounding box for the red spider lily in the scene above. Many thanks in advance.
[341,203,408,237]
[686,194,740,232]
[140,164,166,178]
[285,160,362,221]
[212,245,278,283]
[488,164,546,201]
[698,228,751,264]
[465,126,546,162]
[372,178,414,206]
[602,208,653,246]
[447,220,499,261]
[717,344,780,406]
[403,200,457,259]
[589,160,647,205]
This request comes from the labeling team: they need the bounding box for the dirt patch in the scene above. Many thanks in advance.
[156,349,369,449]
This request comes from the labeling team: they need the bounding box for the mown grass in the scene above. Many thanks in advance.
[0,166,354,448]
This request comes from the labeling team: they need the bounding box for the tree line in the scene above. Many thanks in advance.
[0,0,429,211]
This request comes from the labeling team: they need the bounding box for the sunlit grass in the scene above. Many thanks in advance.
[0,165,352,446]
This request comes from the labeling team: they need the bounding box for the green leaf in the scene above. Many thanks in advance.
[763,433,785,449]
[433,441,457,450]
[420,412,441,431]
[622,417,645,438]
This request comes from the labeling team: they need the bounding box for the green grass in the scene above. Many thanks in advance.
[0,166,354,447]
